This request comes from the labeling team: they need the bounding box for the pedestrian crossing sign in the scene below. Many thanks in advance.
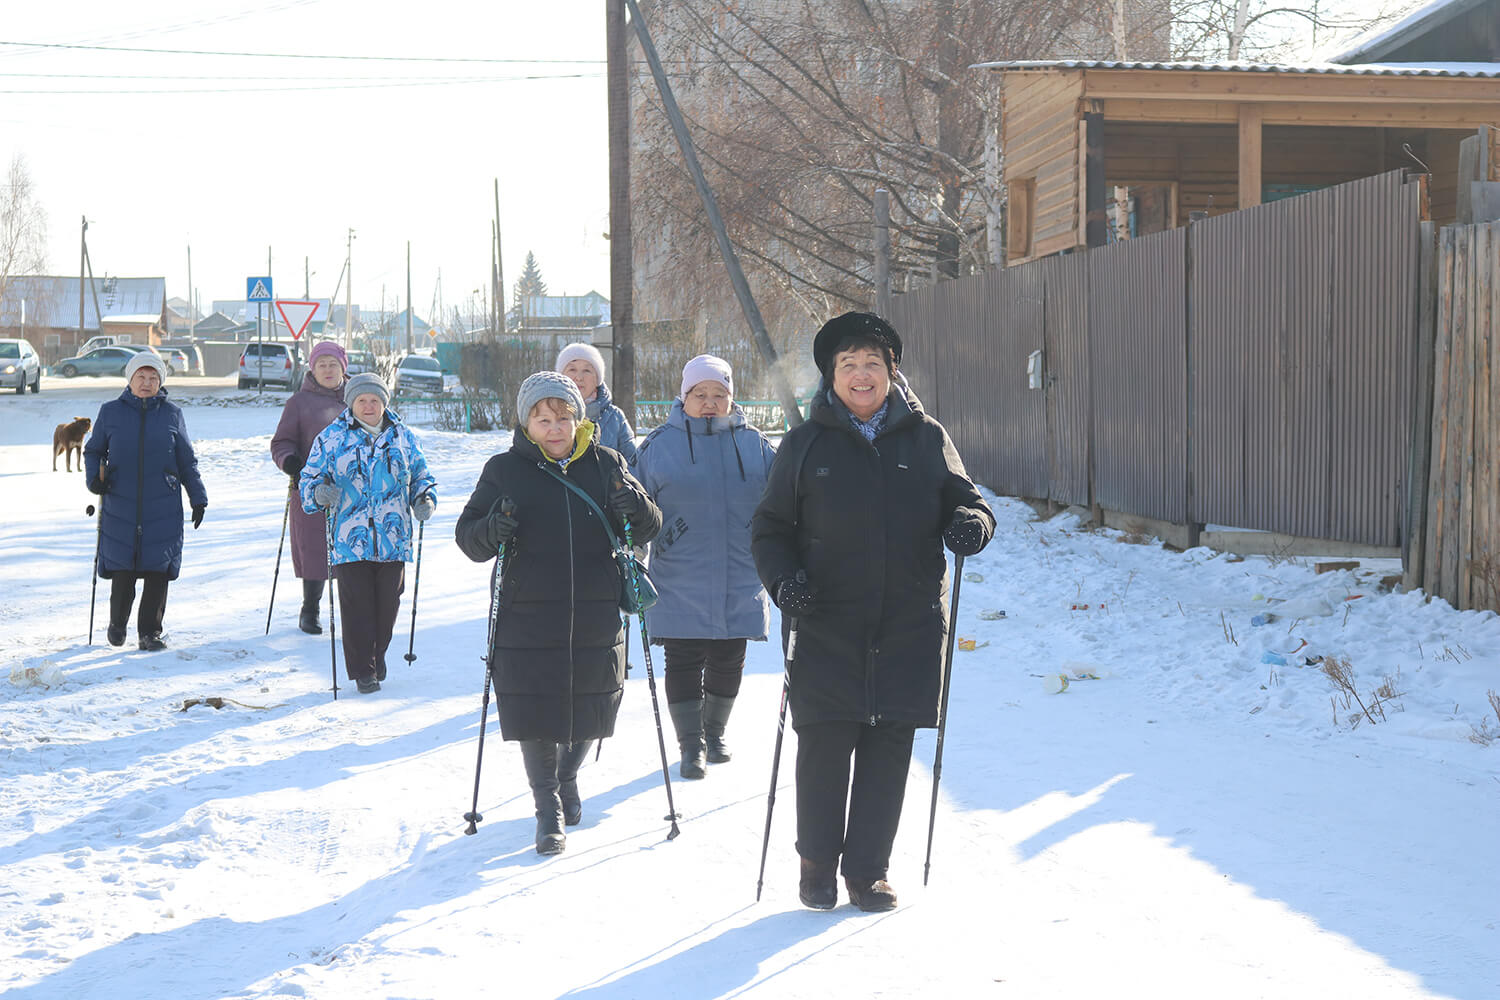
[246,276,274,302]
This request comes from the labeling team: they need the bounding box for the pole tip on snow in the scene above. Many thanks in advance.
[463,811,483,835]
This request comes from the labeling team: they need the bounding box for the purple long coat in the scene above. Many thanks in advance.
[270,372,347,579]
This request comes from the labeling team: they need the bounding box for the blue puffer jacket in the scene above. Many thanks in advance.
[633,399,777,641]
[587,382,637,464]
[298,408,436,565]
[84,388,208,580]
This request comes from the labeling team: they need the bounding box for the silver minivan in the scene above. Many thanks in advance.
[0,338,42,394]
[237,342,301,389]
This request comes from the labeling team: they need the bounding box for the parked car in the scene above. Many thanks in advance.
[346,350,377,377]
[237,342,301,389]
[159,348,191,376]
[53,345,144,379]
[0,338,42,394]
[391,353,445,397]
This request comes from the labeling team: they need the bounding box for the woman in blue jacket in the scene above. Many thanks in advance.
[84,352,208,651]
[633,355,777,779]
[556,342,637,463]
[299,373,436,694]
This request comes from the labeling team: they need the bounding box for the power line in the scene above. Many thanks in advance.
[0,72,602,94]
[0,39,606,64]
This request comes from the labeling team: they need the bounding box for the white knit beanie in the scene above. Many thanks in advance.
[679,354,733,399]
[555,342,607,382]
[124,351,167,382]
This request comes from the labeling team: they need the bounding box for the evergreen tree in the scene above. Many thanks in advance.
[511,251,547,328]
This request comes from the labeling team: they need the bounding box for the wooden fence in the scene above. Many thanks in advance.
[1407,221,1500,612]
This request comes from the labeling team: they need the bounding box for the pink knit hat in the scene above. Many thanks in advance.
[308,340,348,370]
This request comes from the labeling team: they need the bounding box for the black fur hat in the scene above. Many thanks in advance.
[812,311,903,377]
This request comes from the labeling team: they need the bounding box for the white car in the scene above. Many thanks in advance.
[0,338,42,394]
[391,354,445,396]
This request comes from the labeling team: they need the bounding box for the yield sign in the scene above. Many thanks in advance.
[274,300,319,341]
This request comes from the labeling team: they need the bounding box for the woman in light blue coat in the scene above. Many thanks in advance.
[633,354,777,779]
[556,342,637,463]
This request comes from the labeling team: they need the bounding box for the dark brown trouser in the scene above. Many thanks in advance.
[662,637,747,703]
[110,572,169,637]
[333,560,405,681]
[795,720,916,882]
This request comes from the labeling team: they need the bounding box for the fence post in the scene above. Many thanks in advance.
[1404,222,1439,594]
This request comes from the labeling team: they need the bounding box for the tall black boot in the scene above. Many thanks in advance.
[518,740,565,855]
[703,693,736,763]
[668,700,707,779]
[557,740,594,826]
[299,579,324,635]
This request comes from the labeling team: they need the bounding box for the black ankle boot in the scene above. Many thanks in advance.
[703,693,736,763]
[667,700,707,779]
[557,740,593,826]
[299,580,324,634]
[845,876,898,912]
[799,856,838,910]
[519,740,565,854]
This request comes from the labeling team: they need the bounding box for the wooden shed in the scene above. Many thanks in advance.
[984,60,1500,265]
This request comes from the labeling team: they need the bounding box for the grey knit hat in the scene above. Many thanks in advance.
[344,372,390,408]
[516,370,585,423]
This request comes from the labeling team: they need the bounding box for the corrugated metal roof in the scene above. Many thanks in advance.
[1320,0,1492,64]
[0,276,166,330]
[973,58,1500,78]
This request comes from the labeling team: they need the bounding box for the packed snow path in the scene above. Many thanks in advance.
[2,385,1496,999]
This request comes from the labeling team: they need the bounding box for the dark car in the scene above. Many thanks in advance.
[53,346,143,379]
[391,353,444,397]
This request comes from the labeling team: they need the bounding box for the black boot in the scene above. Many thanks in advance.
[845,876,898,912]
[106,623,126,647]
[668,700,707,779]
[138,633,168,651]
[299,579,324,634]
[557,740,593,826]
[519,740,565,854]
[799,856,838,910]
[703,693,735,763]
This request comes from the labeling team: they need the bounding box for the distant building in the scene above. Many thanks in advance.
[508,291,611,353]
[0,275,167,362]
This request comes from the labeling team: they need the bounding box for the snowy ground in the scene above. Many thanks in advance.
[2,382,1497,1000]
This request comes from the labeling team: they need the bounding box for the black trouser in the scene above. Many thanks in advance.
[333,560,405,681]
[662,637,747,704]
[109,572,169,636]
[795,720,916,881]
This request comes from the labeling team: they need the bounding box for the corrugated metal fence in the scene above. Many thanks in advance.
[889,170,1422,548]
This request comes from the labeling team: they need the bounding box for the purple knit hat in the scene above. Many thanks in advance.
[308,340,348,371]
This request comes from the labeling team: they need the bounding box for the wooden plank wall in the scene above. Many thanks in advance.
[1002,70,1084,262]
[1414,221,1500,611]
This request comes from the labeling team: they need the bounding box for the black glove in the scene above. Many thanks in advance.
[775,573,815,617]
[486,508,519,551]
[943,507,988,556]
[608,482,640,519]
[87,464,111,495]
[283,454,304,482]
[191,504,206,529]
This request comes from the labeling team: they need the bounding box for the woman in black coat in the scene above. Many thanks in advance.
[751,312,994,912]
[455,371,661,855]
[84,352,208,651]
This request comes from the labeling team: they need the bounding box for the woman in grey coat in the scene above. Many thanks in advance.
[633,354,777,779]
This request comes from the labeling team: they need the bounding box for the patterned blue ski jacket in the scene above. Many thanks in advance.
[298,408,436,565]
[587,381,637,464]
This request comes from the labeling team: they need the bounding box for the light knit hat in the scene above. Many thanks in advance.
[555,342,607,382]
[679,354,733,399]
[343,372,390,408]
[516,370,585,423]
[124,351,168,382]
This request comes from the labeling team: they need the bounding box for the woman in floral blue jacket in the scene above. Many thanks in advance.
[299,373,436,693]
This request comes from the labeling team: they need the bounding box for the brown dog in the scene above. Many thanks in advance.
[53,417,91,472]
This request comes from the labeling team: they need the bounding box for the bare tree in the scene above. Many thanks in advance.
[0,153,49,320]
[1170,0,1416,61]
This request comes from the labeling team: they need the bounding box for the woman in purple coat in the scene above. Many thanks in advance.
[270,340,348,633]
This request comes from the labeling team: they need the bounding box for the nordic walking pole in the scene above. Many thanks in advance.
[85,500,103,644]
[324,485,340,701]
[265,492,291,635]
[465,497,514,835]
[624,517,681,840]
[403,511,426,663]
[923,553,965,887]
[756,569,803,901]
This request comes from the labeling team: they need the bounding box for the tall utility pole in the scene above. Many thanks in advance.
[494,178,505,338]
[491,222,499,340]
[78,217,86,346]
[344,228,355,350]
[186,244,193,339]
[606,0,635,422]
[405,241,413,354]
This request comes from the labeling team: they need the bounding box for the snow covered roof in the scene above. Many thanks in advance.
[973,58,1500,78]
[0,275,166,331]
[1321,0,1494,64]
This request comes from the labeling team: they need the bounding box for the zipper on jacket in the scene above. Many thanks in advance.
[133,402,148,566]
[564,472,577,745]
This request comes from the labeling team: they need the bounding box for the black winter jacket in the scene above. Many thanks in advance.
[751,377,994,729]
[455,428,661,743]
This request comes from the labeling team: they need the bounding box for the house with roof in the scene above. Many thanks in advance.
[984,0,1500,264]
[0,276,168,360]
